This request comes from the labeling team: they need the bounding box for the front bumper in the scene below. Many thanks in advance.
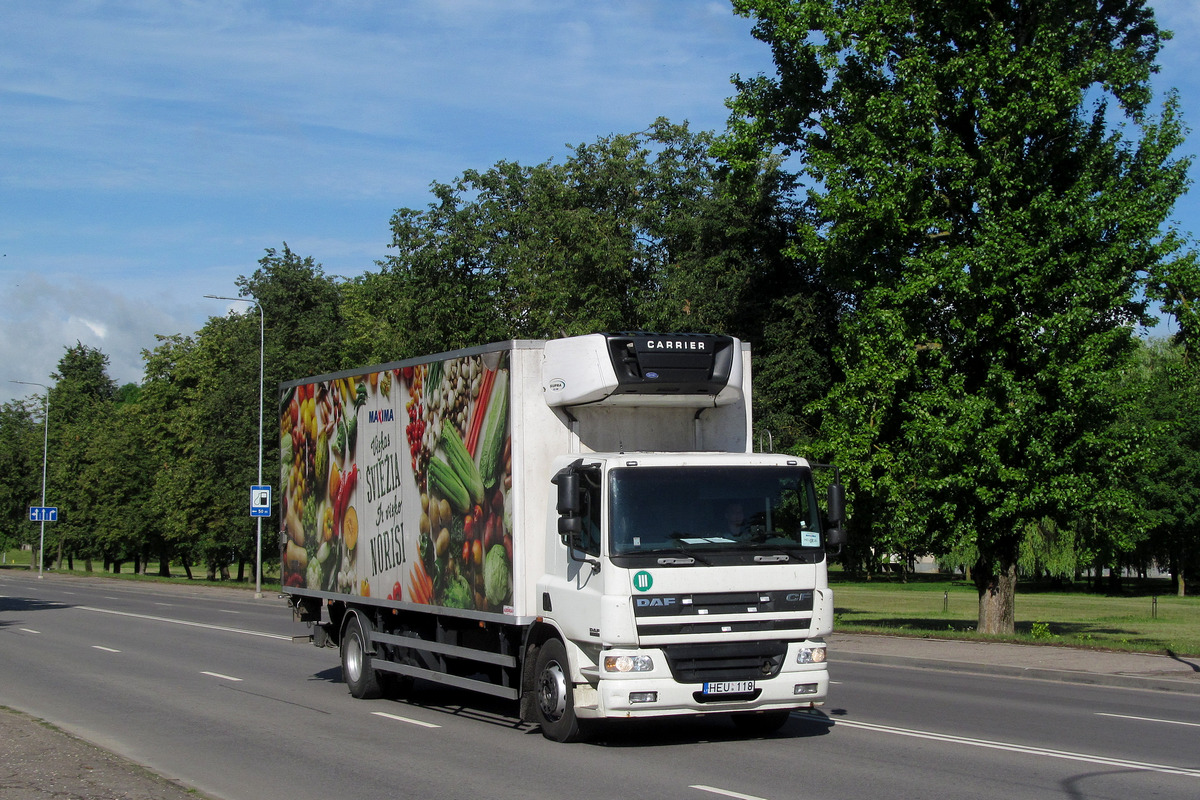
[578,643,830,720]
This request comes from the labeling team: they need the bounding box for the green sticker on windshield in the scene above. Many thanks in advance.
[633,570,653,592]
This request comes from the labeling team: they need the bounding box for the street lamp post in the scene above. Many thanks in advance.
[205,294,265,598]
[10,380,49,579]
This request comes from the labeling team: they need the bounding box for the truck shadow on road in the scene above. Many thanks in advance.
[589,710,834,747]
[307,667,834,744]
[0,595,73,629]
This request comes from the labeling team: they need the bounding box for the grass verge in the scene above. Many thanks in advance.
[832,574,1199,657]
[0,548,281,593]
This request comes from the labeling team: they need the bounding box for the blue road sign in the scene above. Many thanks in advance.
[29,506,58,522]
[250,485,272,518]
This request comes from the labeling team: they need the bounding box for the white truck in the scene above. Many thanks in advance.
[280,332,845,742]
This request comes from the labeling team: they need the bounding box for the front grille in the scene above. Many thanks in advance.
[633,590,813,618]
[633,590,813,641]
[638,618,810,637]
[662,641,788,683]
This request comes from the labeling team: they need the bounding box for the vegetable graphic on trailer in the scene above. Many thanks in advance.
[279,352,510,606]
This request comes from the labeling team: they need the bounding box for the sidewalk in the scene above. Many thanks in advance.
[832,632,1200,694]
[0,706,207,800]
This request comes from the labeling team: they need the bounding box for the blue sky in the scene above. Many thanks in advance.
[2,1,1199,405]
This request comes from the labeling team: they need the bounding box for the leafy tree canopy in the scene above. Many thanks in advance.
[728,0,1194,631]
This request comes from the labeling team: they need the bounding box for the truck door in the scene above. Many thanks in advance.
[540,463,605,651]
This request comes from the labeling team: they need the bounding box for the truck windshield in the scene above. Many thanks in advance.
[609,466,823,558]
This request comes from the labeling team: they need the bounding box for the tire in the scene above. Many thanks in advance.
[730,709,792,736]
[341,614,382,699]
[533,638,589,743]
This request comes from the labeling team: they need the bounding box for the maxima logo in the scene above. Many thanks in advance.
[633,570,653,592]
[368,408,395,423]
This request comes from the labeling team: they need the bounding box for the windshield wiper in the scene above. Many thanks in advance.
[656,537,712,565]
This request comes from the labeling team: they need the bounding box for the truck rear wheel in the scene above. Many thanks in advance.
[533,638,588,743]
[341,614,382,699]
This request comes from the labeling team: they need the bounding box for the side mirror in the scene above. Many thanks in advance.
[555,471,580,516]
[558,515,582,539]
[552,468,582,545]
[825,482,847,552]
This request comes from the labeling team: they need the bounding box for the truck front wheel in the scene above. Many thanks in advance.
[533,639,588,743]
[341,614,382,699]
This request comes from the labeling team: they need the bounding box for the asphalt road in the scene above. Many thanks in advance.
[2,570,1199,800]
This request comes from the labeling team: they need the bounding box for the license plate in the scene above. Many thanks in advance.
[703,680,755,695]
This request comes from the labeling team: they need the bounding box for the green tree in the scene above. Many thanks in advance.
[47,343,118,569]
[237,244,346,379]
[141,334,207,578]
[80,396,156,572]
[356,119,833,447]
[0,399,43,559]
[1131,338,1200,595]
[727,0,1193,632]
[190,313,266,580]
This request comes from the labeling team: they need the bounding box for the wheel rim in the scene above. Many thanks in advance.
[345,632,364,682]
[538,659,568,723]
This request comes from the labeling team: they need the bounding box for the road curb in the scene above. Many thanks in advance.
[833,651,1200,695]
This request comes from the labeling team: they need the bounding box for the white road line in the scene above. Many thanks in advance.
[817,716,1200,778]
[690,785,770,800]
[91,645,121,653]
[19,628,40,634]
[1096,712,1200,729]
[371,711,441,729]
[201,671,243,682]
[77,606,291,640]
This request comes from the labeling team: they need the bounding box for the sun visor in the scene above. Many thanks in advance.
[542,333,742,407]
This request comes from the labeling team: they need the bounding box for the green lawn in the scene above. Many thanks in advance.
[831,575,1199,656]
[0,547,279,591]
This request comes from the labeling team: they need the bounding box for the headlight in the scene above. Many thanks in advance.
[797,646,827,664]
[604,654,654,673]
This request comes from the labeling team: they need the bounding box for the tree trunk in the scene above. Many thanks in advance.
[1107,561,1122,594]
[975,560,1017,635]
